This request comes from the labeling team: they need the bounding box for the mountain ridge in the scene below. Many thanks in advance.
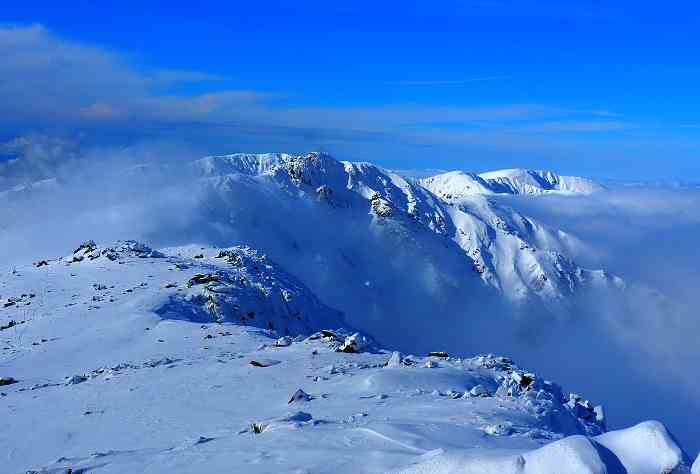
[0,239,693,473]
[192,152,620,309]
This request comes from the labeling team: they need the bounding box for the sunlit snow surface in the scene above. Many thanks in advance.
[0,242,693,473]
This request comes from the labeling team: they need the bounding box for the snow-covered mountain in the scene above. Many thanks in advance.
[1,240,695,473]
[0,152,622,346]
[421,168,604,199]
[479,168,604,195]
[192,152,620,311]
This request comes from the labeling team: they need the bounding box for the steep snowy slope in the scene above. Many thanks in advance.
[0,241,693,473]
[0,151,614,314]
[420,170,497,200]
[193,152,619,310]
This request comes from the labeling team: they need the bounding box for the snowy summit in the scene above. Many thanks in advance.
[421,168,603,201]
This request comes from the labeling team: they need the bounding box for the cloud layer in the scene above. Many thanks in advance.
[0,24,644,173]
[496,189,700,453]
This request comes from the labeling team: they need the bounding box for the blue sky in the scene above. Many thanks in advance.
[2,1,699,179]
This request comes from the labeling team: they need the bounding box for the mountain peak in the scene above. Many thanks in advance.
[478,168,604,195]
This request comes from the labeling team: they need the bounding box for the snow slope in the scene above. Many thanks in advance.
[419,170,496,200]
[479,168,604,195]
[421,168,603,199]
[192,152,620,311]
[0,241,692,473]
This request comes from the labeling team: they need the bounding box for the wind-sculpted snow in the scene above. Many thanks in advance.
[0,241,691,473]
[397,425,692,474]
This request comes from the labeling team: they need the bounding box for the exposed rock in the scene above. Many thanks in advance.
[471,354,513,371]
[70,240,164,263]
[112,240,165,258]
[339,332,369,353]
[428,351,449,358]
[187,273,221,287]
[469,353,605,435]
[316,184,333,201]
[288,388,312,404]
[64,374,88,385]
[0,376,17,386]
[249,359,281,368]
[275,336,293,347]
[156,247,344,335]
[565,393,600,424]
[1,319,21,330]
[370,192,393,217]
[73,240,97,255]
[215,249,244,266]
[250,422,266,434]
